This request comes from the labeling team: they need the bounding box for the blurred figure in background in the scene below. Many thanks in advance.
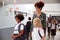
[26,17,32,40]
[32,1,46,37]
[51,17,58,40]
[47,15,52,38]
[32,18,44,40]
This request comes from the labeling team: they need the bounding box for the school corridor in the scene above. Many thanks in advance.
[0,0,60,40]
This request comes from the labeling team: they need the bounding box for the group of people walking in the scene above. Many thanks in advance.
[47,16,58,40]
[11,1,58,40]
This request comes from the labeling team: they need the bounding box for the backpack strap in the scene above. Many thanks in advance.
[38,29,42,39]
[18,23,24,33]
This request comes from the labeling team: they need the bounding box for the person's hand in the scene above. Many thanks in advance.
[11,34,17,39]
[42,36,45,40]
[11,34,14,38]
[11,35,14,38]
[11,34,13,38]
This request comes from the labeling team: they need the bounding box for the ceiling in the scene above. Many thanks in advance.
[0,0,60,4]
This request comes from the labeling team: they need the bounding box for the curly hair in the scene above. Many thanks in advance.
[15,14,24,21]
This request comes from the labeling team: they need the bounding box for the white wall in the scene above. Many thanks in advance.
[43,3,60,16]
[0,3,60,28]
[0,4,34,28]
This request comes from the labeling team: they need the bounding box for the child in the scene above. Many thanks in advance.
[51,19,57,40]
[11,14,25,40]
[32,18,45,40]
[47,16,52,38]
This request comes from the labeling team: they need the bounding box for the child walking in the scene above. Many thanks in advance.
[32,18,45,40]
[11,14,25,40]
[51,19,57,40]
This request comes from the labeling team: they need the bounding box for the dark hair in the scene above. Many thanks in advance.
[15,14,24,21]
[28,17,31,20]
[35,1,44,10]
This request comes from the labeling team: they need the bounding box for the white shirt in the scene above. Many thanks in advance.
[51,24,55,29]
[48,23,51,27]
[13,22,24,34]
[32,27,44,40]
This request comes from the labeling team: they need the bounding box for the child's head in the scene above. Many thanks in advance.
[33,18,42,27]
[15,14,24,23]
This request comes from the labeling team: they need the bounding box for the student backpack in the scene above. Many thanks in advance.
[18,23,27,37]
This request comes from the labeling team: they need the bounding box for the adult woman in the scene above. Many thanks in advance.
[32,1,46,36]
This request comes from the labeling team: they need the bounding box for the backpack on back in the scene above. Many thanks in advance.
[18,23,27,36]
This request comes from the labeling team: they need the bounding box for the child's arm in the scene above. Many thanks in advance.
[11,33,15,40]
[41,36,45,40]
[12,30,24,39]
[11,33,14,38]
[13,25,24,38]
